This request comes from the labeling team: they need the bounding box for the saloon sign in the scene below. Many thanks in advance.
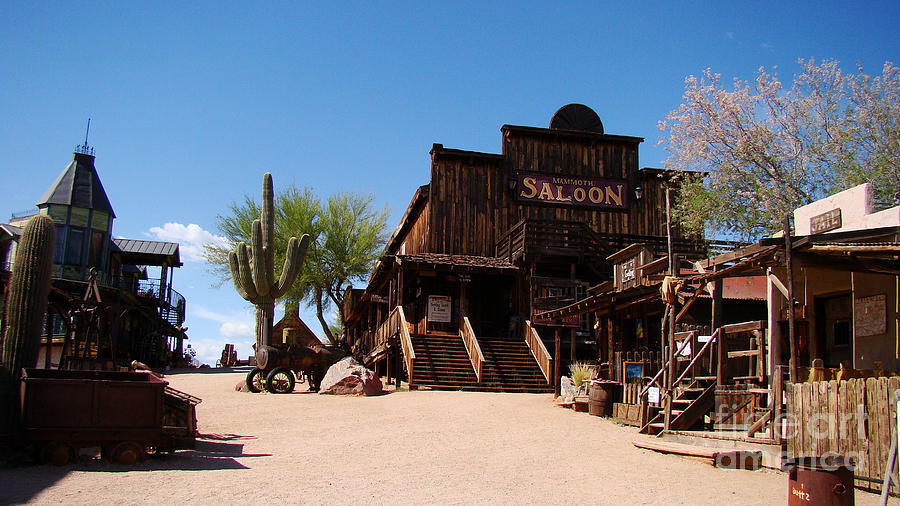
[516,173,628,209]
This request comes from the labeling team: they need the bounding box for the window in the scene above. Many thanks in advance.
[90,230,105,268]
[53,226,66,264]
[66,228,84,265]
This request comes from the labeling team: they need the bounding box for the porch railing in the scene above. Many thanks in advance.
[524,320,553,384]
[460,317,484,383]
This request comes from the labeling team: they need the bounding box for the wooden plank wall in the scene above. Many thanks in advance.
[425,129,689,257]
[402,200,429,255]
[787,377,900,492]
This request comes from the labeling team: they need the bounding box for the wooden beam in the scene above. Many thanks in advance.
[767,272,789,299]
[785,216,797,384]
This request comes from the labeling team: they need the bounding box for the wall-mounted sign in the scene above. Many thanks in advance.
[810,208,842,234]
[427,295,452,323]
[621,258,636,284]
[516,173,627,209]
[855,294,886,337]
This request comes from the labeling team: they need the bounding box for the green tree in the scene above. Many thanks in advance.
[205,185,388,344]
[659,58,900,240]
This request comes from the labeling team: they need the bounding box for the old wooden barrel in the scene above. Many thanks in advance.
[786,456,854,506]
[588,381,615,416]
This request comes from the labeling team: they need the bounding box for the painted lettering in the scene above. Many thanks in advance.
[588,187,603,203]
[605,185,624,206]
[555,185,572,202]
[520,177,538,198]
[538,183,555,200]
[573,187,586,202]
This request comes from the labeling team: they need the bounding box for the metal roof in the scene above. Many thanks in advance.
[112,238,182,267]
[36,152,116,217]
[0,224,22,239]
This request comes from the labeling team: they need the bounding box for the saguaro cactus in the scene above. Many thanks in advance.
[1,214,55,436]
[229,173,309,348]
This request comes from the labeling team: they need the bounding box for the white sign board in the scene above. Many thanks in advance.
[427,295,452,323]
[648,386,660,405]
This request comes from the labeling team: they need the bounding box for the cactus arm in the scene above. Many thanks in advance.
[228,248,254,301]
[234,243,258,300]
[250,219,269,296]
[271,234,309,299]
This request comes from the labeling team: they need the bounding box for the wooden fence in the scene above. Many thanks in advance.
[787,377,899,492]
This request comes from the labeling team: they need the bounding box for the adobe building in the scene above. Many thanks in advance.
[343,104,710,391]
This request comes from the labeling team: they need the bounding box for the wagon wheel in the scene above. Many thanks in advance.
[111,441,145,465]
[42,441,76,466]
[265,367,295,394]
[246,367,266,393]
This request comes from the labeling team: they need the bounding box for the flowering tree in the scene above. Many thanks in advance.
[659,59,900,240]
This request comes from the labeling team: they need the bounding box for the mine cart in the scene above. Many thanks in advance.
[246,344,341,394]
[19,368,200,466]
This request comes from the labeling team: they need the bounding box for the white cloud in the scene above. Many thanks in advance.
[145,222,229,262]
[220,321,253,340]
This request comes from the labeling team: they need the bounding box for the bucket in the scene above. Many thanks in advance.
[785,456,854,506]
[588,381,615,416]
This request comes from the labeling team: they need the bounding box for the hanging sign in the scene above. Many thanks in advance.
[427,295,452,323]
[516,173,628,209]
[648,386,661,405]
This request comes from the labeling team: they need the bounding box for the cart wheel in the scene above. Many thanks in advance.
[111,441,145,465]
[246,367,266,393]
[42,442,75,466]
[266,367,295,394]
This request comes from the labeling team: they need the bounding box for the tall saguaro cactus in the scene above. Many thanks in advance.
[229,173,309,348]
[1,214,55,437]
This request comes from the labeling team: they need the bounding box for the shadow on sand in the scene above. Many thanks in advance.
[0,434,267,503]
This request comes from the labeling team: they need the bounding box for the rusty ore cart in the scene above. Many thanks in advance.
[246,344,341,394]
[20,368,200,465]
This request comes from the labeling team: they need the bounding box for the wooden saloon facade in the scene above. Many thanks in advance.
[343,104,708,391]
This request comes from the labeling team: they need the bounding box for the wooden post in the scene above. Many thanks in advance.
[554,328,562,398]
[773,364,784,444]
[45,308,53,369]
[717,327,728,386]
[607,315,615,379]
[784,215,798,384]
[570,328,576,364]
[664,188,675,432]
[711,277,724,386]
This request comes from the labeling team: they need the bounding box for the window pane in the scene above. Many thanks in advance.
[66,228,84,265]
[53,226,66,264]
[90,231,105,267]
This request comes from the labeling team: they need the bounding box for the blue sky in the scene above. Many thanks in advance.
[2,1,898,365]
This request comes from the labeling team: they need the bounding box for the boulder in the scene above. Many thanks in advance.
[319,357,383,396]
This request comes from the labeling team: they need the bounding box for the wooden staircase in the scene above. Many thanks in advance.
[411,332,479,390]
[408,333,552,392]
[639,321,772,438]
[478,337,554,393]
[641,379,715,435]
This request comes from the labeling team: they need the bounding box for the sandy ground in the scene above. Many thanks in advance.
[0,368,885,505]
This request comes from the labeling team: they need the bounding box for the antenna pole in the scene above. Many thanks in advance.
[84,118,91,146]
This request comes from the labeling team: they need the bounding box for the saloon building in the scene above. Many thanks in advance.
[343,104,711,391]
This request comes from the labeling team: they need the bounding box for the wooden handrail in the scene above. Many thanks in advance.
[639,336,694,398]
[672,328,720,387]
[394,306,415,385]
[460,317,484,383]
[524,320,553,384]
